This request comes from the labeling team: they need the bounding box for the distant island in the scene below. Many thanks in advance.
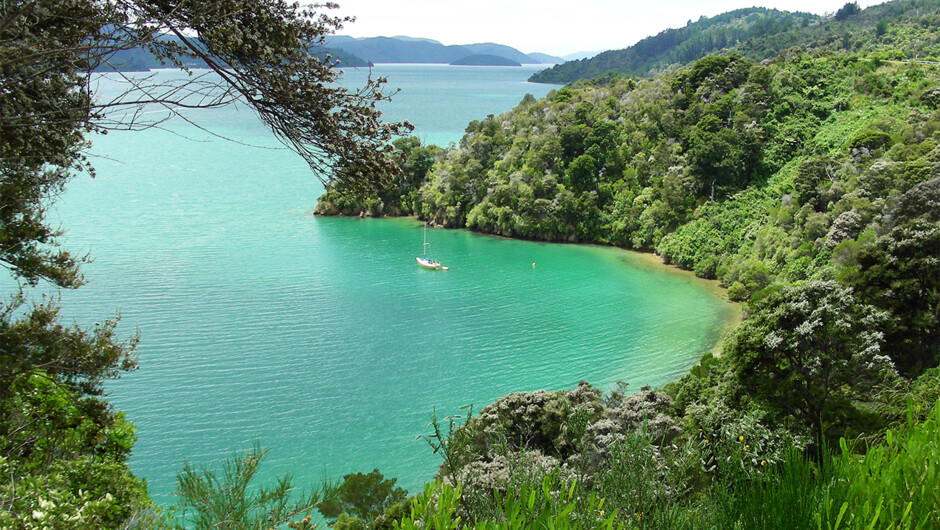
[450,54,521,66]
[325,35,561,65]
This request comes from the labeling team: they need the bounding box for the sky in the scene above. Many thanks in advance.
[328,1,882,57]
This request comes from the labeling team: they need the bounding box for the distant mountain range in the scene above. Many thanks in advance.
[325,36,562,65]
[562,51,603,61]
[98,35,560,72]
[96,35,370,71]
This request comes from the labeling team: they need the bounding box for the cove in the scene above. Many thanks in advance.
[37,66,736,503]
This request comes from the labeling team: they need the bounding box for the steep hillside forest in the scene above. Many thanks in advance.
[312,1,940,527]
[530,0,940,83]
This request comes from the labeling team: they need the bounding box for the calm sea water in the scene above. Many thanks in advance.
[36,65,736,502]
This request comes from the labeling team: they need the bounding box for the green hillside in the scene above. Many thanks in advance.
[529,7,818,83]
[530,0,940,84]
[737,0,940,62]
[325,51,938,314]
[317,5,940,525]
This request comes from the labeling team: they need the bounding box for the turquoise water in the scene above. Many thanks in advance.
[36,65,736,502]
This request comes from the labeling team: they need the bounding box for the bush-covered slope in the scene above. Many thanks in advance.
[736,0,940,64]
[385,387,940,529]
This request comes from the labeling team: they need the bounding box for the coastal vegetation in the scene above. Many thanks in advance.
[319,47,940,309]
[2,0,939,527]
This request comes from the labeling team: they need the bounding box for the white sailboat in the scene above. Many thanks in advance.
[416,225,448,270]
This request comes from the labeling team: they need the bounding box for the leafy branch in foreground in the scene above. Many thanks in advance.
[173,444,336,529]
[422,405,474,489]
[0,295,138,401]
[1,0,411,289]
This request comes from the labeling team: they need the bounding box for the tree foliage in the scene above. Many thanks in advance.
[835,2,862,21]
[0,297,138,399]
[852,176,940,373]
[529,8,819,84]
[728,281,896,444]
[315,137,443,217]
[316,469,407,527]
[0,0,409,289]
[1,0,108,287]
[0,375,152,528]
[1,0,407,525]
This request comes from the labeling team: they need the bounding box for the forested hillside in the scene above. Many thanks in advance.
[320,51,939,308]
[529,8,818,83]
[530,0,940,84]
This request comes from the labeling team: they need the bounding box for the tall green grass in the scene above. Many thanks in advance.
[710,400,940,530]
[819,400,940,529]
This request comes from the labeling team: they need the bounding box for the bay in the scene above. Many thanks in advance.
[38,64,737,503]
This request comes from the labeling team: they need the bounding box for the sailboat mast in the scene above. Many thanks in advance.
[423,225,430,257]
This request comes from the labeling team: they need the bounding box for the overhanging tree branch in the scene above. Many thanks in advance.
[1,0,411,288]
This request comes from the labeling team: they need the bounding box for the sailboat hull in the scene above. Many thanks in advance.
[416,256,441,270]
